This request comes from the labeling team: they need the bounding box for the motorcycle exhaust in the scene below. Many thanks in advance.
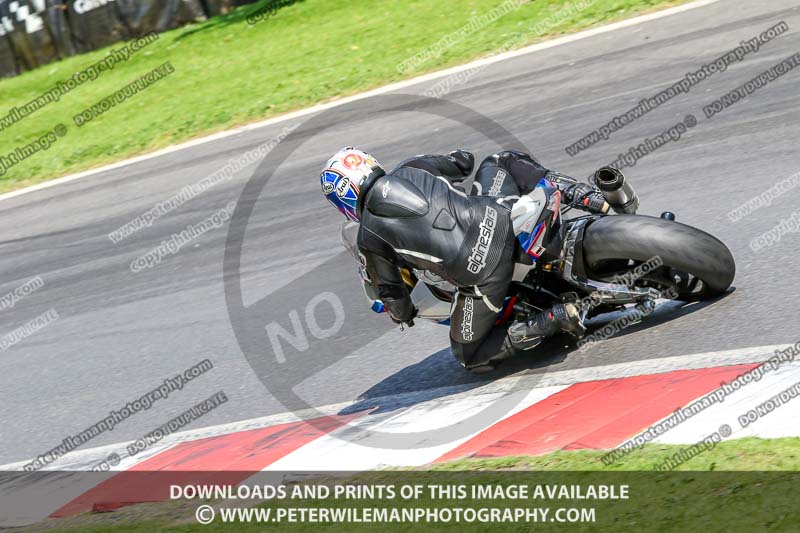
[594,166,639,214]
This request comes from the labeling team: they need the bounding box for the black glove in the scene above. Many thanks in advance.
[448,149,475,176]
[390,306,418,328]
[564,183,609,214]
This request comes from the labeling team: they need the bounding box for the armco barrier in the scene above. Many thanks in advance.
[116,0,207,36]
[0,0,265,79]
[67,0,130,53]
[0,0,62,74]
[0,30,17,78]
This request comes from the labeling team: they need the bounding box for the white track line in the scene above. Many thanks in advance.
[0,0,721,203]
[265,385,568,471]
[0,343,785,471]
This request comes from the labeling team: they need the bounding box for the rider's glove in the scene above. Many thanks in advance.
[448,149,475,176]
[390,306,418,329]
[564,183,610,214]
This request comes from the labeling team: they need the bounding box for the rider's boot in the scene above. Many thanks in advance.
[507,303,585,351]
[467,304,585,373]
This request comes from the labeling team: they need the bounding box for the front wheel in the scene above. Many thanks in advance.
[581,215,735,302]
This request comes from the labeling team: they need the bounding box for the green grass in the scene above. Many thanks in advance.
[432,437,800,471]
[0,0,691,193]
[31,438,800,532]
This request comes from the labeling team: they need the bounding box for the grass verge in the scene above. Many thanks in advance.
[0,0,693,194]
[28,438,800,532]
[431,436,800,471]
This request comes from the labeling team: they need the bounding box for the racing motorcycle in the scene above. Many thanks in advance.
[341,169,735,331]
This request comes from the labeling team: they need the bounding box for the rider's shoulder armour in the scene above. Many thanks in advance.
[365,174,430,218]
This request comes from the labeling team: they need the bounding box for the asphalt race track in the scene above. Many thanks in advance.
[1,0,799,465]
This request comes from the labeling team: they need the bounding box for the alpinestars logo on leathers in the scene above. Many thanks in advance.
[467,206,497,274]
[461,296,474,342]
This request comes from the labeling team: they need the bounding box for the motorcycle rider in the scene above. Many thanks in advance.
[320,147,610,372]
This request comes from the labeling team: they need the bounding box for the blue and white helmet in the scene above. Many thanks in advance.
[320,147,383,222]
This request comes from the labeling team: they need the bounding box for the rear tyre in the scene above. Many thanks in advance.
[582,215,735,301]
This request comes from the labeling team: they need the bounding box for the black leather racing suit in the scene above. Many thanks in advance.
[356,150,552,369]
